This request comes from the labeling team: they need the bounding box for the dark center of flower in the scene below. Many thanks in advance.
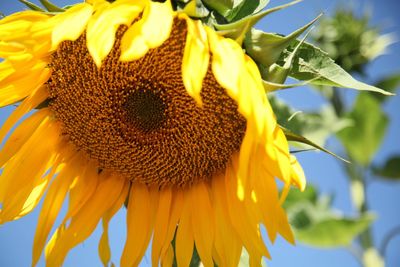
[123,90,166,132]
[47,19,246,187]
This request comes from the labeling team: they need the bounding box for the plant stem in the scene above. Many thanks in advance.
[331,87,344,117]
[380,225,400,257]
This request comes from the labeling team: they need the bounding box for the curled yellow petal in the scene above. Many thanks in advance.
[51,3,94,50]
[120,0,173,61]
[181,14,209,106]
[87,0,145,67]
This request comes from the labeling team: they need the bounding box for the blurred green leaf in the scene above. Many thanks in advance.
[363,248,384,267]
[283,185,318,210]
[239,248,268,267]
[370,73,400,102]
[295,213,375,247]
[337,93,388,166]
[270,96,351,146]
[311,9,394,74]
[275,41,392,95]
[372,155,400,180]
[284,185,375,247]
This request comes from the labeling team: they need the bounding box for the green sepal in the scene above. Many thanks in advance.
[225,0,270,22]
[18,0,45,11]
[214,0,302,42]
[262,26,314,86]
[39,0,65,12]
[275,40,393,95]
[244,14,321,69]
[282,126,350,163]
[201,0,234,17]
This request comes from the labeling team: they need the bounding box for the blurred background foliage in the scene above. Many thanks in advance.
[273,6,400,267]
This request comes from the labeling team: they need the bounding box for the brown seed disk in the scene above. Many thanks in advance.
[47,18,246,187]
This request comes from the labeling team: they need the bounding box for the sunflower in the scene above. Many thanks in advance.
[0,0,305,266]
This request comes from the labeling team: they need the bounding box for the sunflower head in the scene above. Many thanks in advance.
[0,0,305,266]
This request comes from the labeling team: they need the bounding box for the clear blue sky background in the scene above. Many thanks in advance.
[0,0,399,266]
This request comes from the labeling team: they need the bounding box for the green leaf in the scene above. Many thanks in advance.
[295,213,375,247]
[372,155,400,180]
[201,0,234,16]
[214,0,302,41]
[226,0,270,22]
[244,14,320,69]
[262,77,318,92]
[276,40,392,95]
[282,126,350,163]
[337,93,388,166]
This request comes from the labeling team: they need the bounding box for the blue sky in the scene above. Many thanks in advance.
[0,0,399,267]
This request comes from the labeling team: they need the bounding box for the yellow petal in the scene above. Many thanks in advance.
[120,0,173,61]
[211,174,242,267]
[160,189,183,261]
[151,188,172,266]
[190,181,214,267]
[272,127,292,183]
[0,117,59,223]
[180,15,209,106]
[175,190,194,267]
[0,61,50,107]
[224,158,270,260]
[0,86,48,144]
[290,154,306,191]
[45,172,126,266]
[0,11,49,42]
[120,183,155,267]
[51,3,94,50]
[161,244,174,267]
[32,152,78,266]
[99,177,129,267]
[0,41,27,57]
[236,123,256,200]
[206,27,243,99]
[87,0,145,67]
[63,160,99,222]
[0,108,48,168]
